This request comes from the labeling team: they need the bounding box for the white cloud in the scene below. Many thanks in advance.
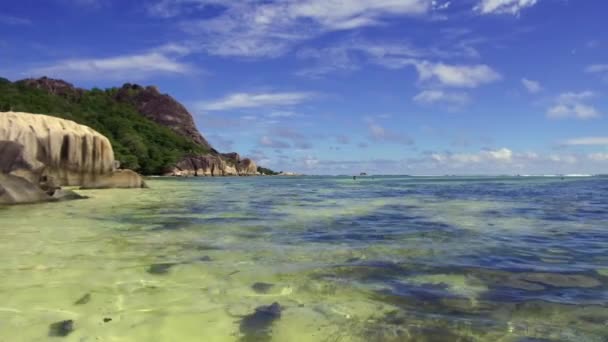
[475,0,539,15]
[267,110,297,118]
[521,78,541,93]
[563,137,608,146]
[547,91,601,119]
[259,136,291,149]
[161,0,434,58]
[413,61,501,88]
[0,14,31,25]
[585,64,608,73]
[432,148,513,164]
[368,122,414,145]
[199,92,315,111]
[29,52,191,80]
[413,89,470,106]
[586,64,608,81]
[589,153,608,161]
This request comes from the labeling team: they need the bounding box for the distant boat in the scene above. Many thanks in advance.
[359,172,368,176]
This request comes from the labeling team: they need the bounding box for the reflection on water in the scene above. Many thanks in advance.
[0,176,607,341]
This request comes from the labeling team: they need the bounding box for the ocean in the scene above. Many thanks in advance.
[1,176,607,341]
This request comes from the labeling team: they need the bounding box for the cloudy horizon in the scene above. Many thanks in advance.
[2,0,607,175]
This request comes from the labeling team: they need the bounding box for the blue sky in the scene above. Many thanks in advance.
[1,0,608,175]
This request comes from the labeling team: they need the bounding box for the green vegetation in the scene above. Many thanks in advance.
[257,166,279,175]
[0,80,205,175]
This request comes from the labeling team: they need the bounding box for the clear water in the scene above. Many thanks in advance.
[1,176,607,341]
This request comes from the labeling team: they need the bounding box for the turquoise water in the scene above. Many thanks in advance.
[1,176,607,341]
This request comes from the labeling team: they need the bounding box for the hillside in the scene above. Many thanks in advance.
[0,77,267,176]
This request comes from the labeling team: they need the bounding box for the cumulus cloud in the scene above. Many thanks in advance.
[198,92,315,111]
[413,90,470,106]
[475,0,539,15]
[521,78,541,93]
[547,91,601,119]
[413,61,501,88]
[28,51,191,80]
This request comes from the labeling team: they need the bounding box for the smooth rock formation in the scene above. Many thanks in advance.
[0,173,51,205]
[80,169,147,189]
[0,112,146,202]
[0,112,115,186]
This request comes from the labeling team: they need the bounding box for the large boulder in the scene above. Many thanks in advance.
[0,173,51,205]
[80,169,147,189]
[238,158,258,175]
[0,112,145,190]
[0,112,115,186]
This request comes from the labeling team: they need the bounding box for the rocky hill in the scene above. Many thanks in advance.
[0,77,259,176]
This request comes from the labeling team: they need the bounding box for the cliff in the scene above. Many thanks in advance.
[0,77,261,176]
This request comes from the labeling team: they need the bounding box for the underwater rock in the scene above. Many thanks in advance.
[198,255,213,262]
[251,282,275,294]
[48,320,74,337]
[52,189,87,201]
[517,273,601,288]
[103,318,112,323]
[74,293,91,305]
[147,263,176,275]
[239,302,282,341]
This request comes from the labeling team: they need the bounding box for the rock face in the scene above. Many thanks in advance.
[114,84,213,150]
[0,112,146,196]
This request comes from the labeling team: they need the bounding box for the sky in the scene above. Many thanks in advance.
[1,0,608,175]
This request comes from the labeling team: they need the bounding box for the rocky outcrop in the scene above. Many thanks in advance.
[238,158,258,175]
[19,77,84,99]
[114,84,213,150]
[112,84,261,176]
[167,153,258,176]
[11,78,266,177]
[0,112,146,195]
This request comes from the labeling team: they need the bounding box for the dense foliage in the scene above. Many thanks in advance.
[0,78,206,175]
[257,166,279,175]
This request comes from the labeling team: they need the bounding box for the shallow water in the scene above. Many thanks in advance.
[1,176,607,341]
